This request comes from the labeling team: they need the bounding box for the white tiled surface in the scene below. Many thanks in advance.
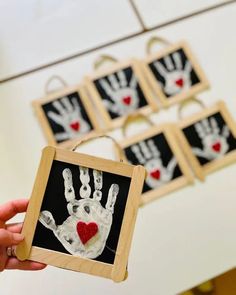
[133,0,231,28]
[1,3,236,295]
[0,0,141,80]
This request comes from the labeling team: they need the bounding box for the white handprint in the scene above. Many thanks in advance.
[131,139,177,189]
[47,96,91,142]
[192,117,230,161]
[39,166,119,259]
[98,69,139,116]
[153,51,192,96]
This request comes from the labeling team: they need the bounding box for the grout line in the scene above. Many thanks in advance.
[128,0,147,31]
[0,0,235,85]
[147,0,236,31]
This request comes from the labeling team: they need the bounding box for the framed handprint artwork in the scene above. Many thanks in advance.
[32,85,100,148]
[174,101,236,180]
[16,146,146,282]
[84,59,158,129]
[119,124,194,205]
[140,41,210,107]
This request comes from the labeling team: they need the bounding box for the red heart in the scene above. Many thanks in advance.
[70,121,80,131]
[76,222,98,245]
[212,142,221,152]
[150,169,161,180]
[175,78,184,87]
[123,96,132,105]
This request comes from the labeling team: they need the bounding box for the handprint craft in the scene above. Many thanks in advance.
[182,112,236,166]
[124,134,182,193]
[42,92,93,143]
[94,67,148,119]
[33,160,131,263]
[149,48,200,98]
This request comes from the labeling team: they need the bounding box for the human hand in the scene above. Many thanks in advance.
[192,117,230,161]
[47,96,91,142]
[98,70,139,116]
[39,167,119,259]
[153,52,192,96]
[131,139,177,189]
[0,199,46,272]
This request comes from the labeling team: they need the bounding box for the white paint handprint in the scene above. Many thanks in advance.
[192,117,230,161]
[98,69,139,116]
[39,166,119,259]
[153,51,192,96]
[131,139,177,189]
[47,96,91,142]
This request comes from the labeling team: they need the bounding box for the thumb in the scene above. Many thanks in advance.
[0,229,24,246]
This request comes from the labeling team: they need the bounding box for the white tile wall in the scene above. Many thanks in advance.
[133,0,231,28]
[0,0,141,80]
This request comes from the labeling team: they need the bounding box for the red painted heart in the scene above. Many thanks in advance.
[150,169,161,180]
[76,221,98,245]
[175,78,184,87]
[70,121,80,131]
[123,95,132,105]
[212,142,221,152]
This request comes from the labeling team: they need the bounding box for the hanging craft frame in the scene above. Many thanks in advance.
[119,124,194,205]
[16,146,145,282]
[84,59,159,130]
[32,84,101,148]
[139,40,210,108]
[174,101,236,181]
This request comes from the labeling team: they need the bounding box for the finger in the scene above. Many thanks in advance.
[0,199,28,222]
[92,170,103,201]
[129,74,137,89]
[47,111,64,125]
[55,132,70,142]
[71,97,81,113]
[99,78,114,97]
[117,70,127,88]
[130,144,145,164]
[6,223,23,233]
[52,100,67,116]
[108,74,120,91]
[172,52,182,71]
[62,168,76,202]
[5,258,47,271]
[210,117,219,135]
[153,61,167,78]
[184,60,192,74]
[164,55,174,71]
[61,97,73,112]
[106,184,119,214]
[202,119,211,134]
[195,122,205,139]
[140,141,152,160]
[147,139,160,158]
[222,125,230,138]
[0,229,24,246]
[79,166,91,199]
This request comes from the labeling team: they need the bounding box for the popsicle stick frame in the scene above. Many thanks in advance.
[32,85,101,148]
[119,124,194,205]
[174,101,236,181]
[84,59,158,130]
[16,147,145,282]
[139,40,210,107]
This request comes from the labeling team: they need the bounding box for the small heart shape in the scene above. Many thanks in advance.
[175,78,184,87]
[76,221,98,245]
[212,142,221,152]
[150,169,161,180]
[70,121,80,131]
[123,96,132,105]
